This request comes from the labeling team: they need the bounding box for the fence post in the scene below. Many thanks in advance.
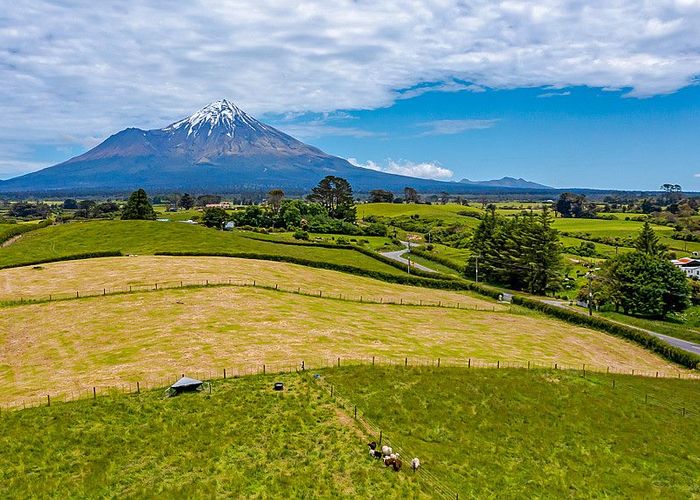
[47,394,50,407]
[527,361,530,370]
[76,291,79,298]
[438,357,441,367]
[354,405,357,419]
[137,381,140,394]
[103,288,106,295]
[497,360,500,369]
[656,371,659,378]
[583,364,586,377]
[301,361,305,371]
[405,357,408,367]
[468,358,471,368]
[554,363,558,370]
[372,356,375,365]
[337,357,340,367]
[224,368,227,379]
[263,364,266,374]
[93,387,96,400]
[379,430,383,445]
[612,379,616,389]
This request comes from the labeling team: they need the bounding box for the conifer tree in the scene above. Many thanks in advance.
[121,188,156,220]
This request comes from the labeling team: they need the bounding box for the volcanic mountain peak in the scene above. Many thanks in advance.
[164,99,264,138]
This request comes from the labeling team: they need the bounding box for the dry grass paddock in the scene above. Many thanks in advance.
[0,285,685,407]
[0,255,502,309]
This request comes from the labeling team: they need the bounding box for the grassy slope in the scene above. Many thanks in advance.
[0,285,682,406]
[0,220,404,275]
[0,255,493,306]
[3,366,699,498]
[0,372,425,498]
[326,365,700,498]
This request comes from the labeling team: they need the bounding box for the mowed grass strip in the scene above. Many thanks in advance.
[0,255,497,308]
[0,220,405,274]
[0,287,684,406]
[0,372,428,498]
[325,365,700,498]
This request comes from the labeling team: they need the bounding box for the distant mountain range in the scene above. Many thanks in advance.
[459,177,552,190]
[0,100,551,194]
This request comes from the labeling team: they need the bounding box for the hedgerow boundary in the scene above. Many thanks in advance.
[0,220,52,245]
[2,250,699,369]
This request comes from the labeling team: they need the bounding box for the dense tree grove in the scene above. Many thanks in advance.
[598,224,690,317]
[8,201,51,218]
[368,189,394,203]
[554,193,597,218]
[468,207,562,294]
[307,176,356,221]
[121,189,156,220]
[178,193,195,209]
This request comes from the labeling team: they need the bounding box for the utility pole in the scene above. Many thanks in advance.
[587,272,594,316]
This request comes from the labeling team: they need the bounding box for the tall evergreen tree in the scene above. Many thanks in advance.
[121,188,156,220]
[634,221,664,256]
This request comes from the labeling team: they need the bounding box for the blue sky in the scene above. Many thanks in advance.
[2,1,700,190]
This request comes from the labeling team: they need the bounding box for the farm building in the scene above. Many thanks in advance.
[671,257,700,278]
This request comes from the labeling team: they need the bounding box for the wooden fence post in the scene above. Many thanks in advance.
[47,394,50,407]
[379,430,383,445]
[137,381,140,394]
[468,358,471,368]
[263,364,266,374]
[93,387,96,400]
[224,368,227,379]
[438,357,441,367]
[372,356,375,365]
[405,357,408,367]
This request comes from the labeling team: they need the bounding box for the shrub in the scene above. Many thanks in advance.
[293,230,309,240]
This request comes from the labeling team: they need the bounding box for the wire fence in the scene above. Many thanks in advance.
[3,354,699,414]
[1,277,508,311]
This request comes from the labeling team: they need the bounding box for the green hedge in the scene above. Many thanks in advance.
[155,251,467,290]
[409,247,466,273]
[511,295,700,369]
[0,251,123,270]
[0,220,52,244]
[239,234,453,281]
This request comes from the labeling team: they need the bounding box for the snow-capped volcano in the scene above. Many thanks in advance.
[0,99,546,194]
[164,99,268,138]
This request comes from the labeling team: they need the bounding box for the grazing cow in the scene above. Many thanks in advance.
[381,445,393,457]
[393,457,402,472]
[411,457,420,472]
[368,442,382,458]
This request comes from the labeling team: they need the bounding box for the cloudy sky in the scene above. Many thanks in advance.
[2,0,700,189]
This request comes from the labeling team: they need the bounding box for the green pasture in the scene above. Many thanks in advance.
[0,220,404,275]
[0,371,426,498]
[326,365,700,498]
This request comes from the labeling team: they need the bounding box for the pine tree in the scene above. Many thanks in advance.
[634,221,664,255]
[121,189,156,220]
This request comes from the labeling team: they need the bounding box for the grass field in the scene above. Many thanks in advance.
[0,220,405,275]
[359,203,481,227]
[2,365,699,497]
[0,255,492,306]
[0,282,683,406]
[601,309,700,345]
[325,365,700,497]
[0,371,426,497]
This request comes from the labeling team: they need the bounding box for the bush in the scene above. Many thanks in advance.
[363,222,388,237]
[293,230,309,240]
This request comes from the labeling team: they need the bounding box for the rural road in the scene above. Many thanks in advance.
[380,242,436,273]
[541,299,700,356]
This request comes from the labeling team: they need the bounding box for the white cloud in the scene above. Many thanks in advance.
[348,158,454,180]
[538,91,572,98]
[418,119,499,136]
[2,1,700,172]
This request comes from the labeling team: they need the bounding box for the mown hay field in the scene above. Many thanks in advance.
[0,283,684,407]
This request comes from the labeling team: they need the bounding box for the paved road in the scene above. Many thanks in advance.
[380,242,436,273]
[542,299,700,356]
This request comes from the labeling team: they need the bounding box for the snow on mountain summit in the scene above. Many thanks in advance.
[164,99,264,137]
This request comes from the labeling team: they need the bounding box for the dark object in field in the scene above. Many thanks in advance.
[273,382,284,391]
[167,376,203,396]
